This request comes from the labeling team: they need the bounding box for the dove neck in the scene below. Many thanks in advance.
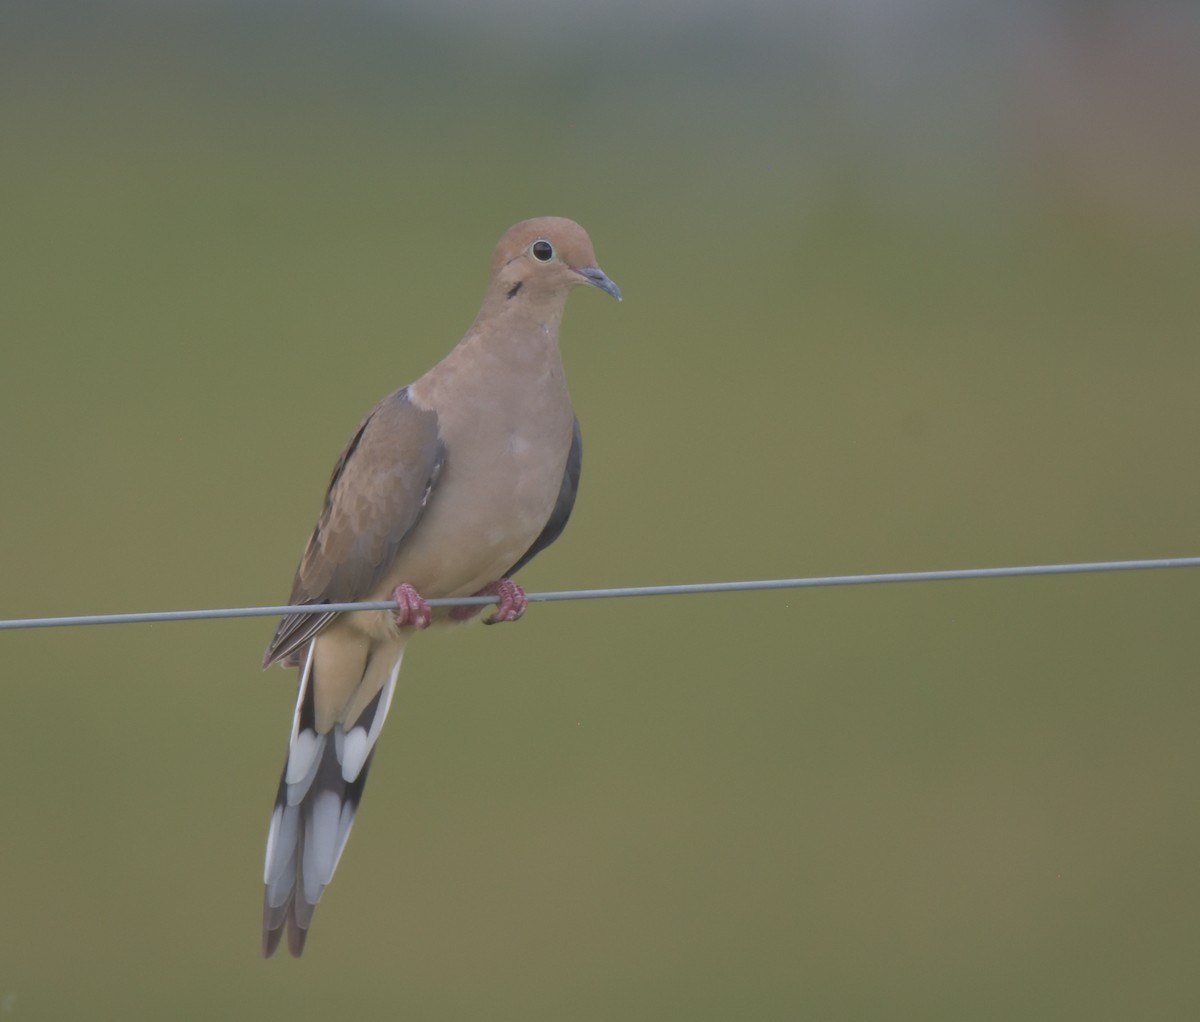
[459,290,568,362]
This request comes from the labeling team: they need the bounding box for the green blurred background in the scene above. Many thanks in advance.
[2,1,1199,1018]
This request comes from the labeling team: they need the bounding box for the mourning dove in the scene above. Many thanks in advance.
[260,217,620,958]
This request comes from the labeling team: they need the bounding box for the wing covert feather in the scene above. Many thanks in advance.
[264,388,443,666]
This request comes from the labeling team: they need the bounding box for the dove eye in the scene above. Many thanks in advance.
[531,240,554,262]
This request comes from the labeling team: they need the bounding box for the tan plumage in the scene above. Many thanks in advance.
[261,217,620,957]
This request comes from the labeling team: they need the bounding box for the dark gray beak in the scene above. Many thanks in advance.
[575,265,622,302]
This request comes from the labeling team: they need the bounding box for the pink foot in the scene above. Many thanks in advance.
[484,578,528,625]
[391,583,432,630]
[448,579,529,624]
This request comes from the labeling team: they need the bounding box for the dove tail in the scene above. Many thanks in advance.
[261,642,403,957]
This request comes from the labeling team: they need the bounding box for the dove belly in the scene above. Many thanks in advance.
[373,408,573,606]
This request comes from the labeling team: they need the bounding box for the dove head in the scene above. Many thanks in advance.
[489,217,622,304]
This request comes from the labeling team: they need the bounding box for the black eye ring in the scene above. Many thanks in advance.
[531,240,554,262]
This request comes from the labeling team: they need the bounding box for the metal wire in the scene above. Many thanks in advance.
[1,556,1197,632]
